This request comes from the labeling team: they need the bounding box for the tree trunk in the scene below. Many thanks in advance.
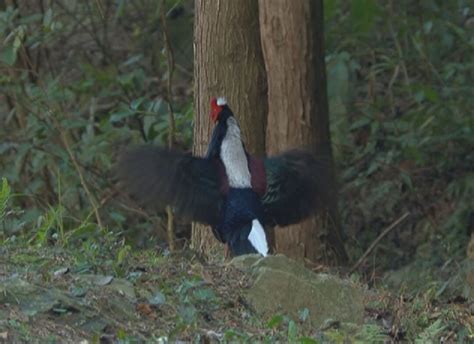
[191,0,267,260]
[259,0,347,265]
[466,232,474,299]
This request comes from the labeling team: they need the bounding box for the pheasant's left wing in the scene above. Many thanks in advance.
[261,149,333,226]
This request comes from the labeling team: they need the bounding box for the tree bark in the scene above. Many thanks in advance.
[259,0,347,265]
[467,232,474,299]
[192,0,267,260]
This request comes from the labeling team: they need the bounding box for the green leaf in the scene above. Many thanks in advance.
[63,119,88,129]
[148,291,166,305]
[110,212,126,223]
[298,307,310,322]
[423,21,433,34]
[423,87,439,103]
[415,319,446,343]
[2,45,17,66]
[288,320,298,342]
[193,288,215,301]
[32,207,59,245]
[109,109,135,123]
[65,223,97,242]
[350,117,371,130]
[13,35,22,49]
[0,177,11,221]
[43,8,53,28]
[178,304,197,324]
[366,160,379,175]
[69,285,88,297]
[116,245,131,265]
[147,99,164,114]
[115,0,126,20]
[130,97,145,111]
[267,314,284,329]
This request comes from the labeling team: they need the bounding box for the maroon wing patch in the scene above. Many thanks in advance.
[215,159,230,195]
[248,155,267,197]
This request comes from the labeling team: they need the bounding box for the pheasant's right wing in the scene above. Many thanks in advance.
[116,145,222,226]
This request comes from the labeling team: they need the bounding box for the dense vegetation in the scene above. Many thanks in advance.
[325,0,473,292]
[1,0,472,341]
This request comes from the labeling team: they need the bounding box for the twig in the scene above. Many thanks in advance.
[160,0,176,251]
[387,64,400,116]
[94,0,105,19]
[388,0,410,87]
[349,212,410,274]
[58,126,104,229]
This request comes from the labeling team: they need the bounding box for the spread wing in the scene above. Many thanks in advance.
[116,145,222,226]
[262,149,333,226]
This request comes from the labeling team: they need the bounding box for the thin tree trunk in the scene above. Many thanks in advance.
[192,0,267,260]
[467,233,474,299]
[259,0,347,265]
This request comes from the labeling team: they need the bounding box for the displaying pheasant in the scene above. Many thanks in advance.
[117,97,331,256]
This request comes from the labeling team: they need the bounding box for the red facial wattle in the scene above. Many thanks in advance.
[210,97,222,123]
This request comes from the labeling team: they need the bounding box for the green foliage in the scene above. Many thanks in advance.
[415,319,446,343]
[325,0,473,282]
[0,177,11,222]
[29,205,63,245]
[0,1,193,247]
[322,322,387,343]
[287,319,298,342]
[354,323,387,342]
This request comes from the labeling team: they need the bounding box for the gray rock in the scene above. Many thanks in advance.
[230,254,366,327]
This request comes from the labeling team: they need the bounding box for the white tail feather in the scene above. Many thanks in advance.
[248,219,268,256]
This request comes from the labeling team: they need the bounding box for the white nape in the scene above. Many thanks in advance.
[248,219,268,256]
[220,116,251,188]
[216,97,227,106]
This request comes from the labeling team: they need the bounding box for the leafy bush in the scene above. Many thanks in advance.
[325,0,473,280]
[0,1,194,245]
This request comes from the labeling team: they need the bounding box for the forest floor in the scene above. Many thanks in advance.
[0,243,472,343]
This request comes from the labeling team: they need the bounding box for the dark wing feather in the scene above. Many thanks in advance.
[262,149,333,226]
[116,145,221,226]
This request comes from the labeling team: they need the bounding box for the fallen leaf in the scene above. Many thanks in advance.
[136,303,156,319]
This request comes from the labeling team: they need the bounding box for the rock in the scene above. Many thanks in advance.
[229,254,261,270]
[107,278,137,302]
[75,274,114,286]
[0,277,83,317]
[230,254,366,327]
